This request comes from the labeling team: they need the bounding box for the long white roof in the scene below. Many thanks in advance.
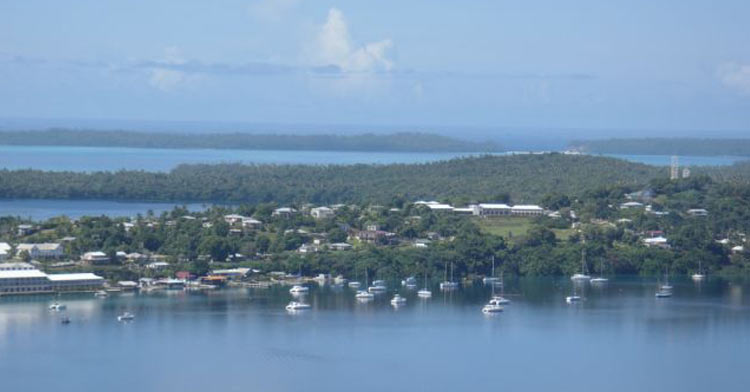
[479,203,511,209]
[511,205,543,210]
[0,269,49,279]
[47,273,104,281]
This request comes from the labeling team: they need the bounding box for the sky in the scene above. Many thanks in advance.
[1,0,750,136]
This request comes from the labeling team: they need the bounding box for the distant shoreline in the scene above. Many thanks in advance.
[570,137,750,157]
[0,129,502,153]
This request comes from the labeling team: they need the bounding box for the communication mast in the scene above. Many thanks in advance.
[670,156,679,180]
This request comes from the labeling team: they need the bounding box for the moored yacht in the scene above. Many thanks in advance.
[117,312,135,322]
[565,295,582,304]
[482,298,505,314]
[655,289,672,298]
[440,262,459,290]
[692,260,706,281]
[356,290,374,300]
[285,301,311,311]
[417,271,432,298]
[482,256,500,284]
[49,302,67,311]
[348,281,361,289]
[289,285,309,295]
[94,290,109,298]
[401,276,417,287]
[590,259,609,284]
[390,294,407,306]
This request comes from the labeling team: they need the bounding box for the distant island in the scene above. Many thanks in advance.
[570,138,750,156]
[0,129,502,153]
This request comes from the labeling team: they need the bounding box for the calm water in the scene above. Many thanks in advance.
[1,277,748,392]
[0,145,746,172]
[0,199,213,220]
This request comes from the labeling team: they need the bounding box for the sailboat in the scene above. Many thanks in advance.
[692,259,706,281]
[348,265,361,288]
[417,271,432,298]
[492,272,511,304]
[566,281,582,303]
[656,267,673,297]
[356,270,374,300]
[660,267,673,291]
[570,248,591,281]
[483,256,500,284]
[590,258,609,284]
[439,262,459,290]
[482,285,505,314]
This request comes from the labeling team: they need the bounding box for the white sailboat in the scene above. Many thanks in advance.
[566,282,582,303]
[492,272,511,304]
[590,258,609,284]
[482,256,500,284]
[692,259,706,281]
[417,271,432,298]
[285,301,312,311]
[439,262,459,290]
[348,265,361,288]
[289,285,309,295]
[356,270,375,300]
[660,268,673,291]
[570,248,591,281]
[482,277,507,313]
[390,294,407,307]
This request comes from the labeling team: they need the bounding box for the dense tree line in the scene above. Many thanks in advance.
[0,154,663,204]
[0,129,501,152]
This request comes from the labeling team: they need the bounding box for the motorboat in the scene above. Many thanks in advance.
[401,276,417,287]
[565,295,582,304]
[49,302,67,311]
[372,280,386,287]
[355,290,374,300]
[348,281,362,289]
[482,298,505,314]
[417,288,432,298]
[390,294,407,306]
[117,312,135,322]
[285,301,311,311]
[368,284,387,293]
[94,290,109,298]
[655,289,672,298]
[289,285,309,295]
[492,295,511,305]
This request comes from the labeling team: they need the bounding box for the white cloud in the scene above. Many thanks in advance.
[309,8,394,73]
[248,0,300,22]
[147,46,192,91]
[717,62,750,95]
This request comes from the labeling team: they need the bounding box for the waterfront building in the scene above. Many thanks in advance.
[272,207,297,218]
[0,263,104,295]
[511,205,545,216]
[82,251,110,264]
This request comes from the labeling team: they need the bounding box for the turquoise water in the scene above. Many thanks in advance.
[0,199,212,220]
[1,277,748,392]
[0,145,745,172]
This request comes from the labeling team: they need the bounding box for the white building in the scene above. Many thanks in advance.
[82,251,110,264]
[620,201,644,209]
[0,264,104,295]
[472,203,511,216]
[687,208,709,217]
[427,203,455,212]
[643,236,669,248]
[311,207,335,219]
[16,243,64,259]
[511,205,545,216]
[224,214,246,224]
[0,242,11,261]
[329,243,353,251]
[272,207,297,218]
[241,218,262,229]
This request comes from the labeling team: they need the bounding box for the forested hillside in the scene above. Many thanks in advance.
[0,154,664,204]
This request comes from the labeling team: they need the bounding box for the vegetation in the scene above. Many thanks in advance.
[2,173,750,281]
[0,154,664,204]
[570,137,750,157]
[0,129,502,152]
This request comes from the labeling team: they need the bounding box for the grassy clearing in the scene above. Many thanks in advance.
[475,217,534,239]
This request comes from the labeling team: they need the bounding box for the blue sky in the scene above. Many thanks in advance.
[1,0,749,134]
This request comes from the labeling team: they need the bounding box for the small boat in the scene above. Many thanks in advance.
[655,289,672,298]
[49,302,67,311]
[372,279,386,287]
[94,290,109,298]
[483,256,501,284]
[348,281,361,289]
[482,298,505,314]
[117,312,135,322]
[368,285,387,293]
[390,294,407,306]
[565,295,582,304]
[356,290,374,300]
[60,317,71,325]
[491,272,511,304]
[289,285,309,294]
[660,268,673,291]
[401,276,417,287]
[285,301,311,311]
[570,249,591,281]
[334,275,347,285]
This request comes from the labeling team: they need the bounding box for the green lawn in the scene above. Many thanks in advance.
[475,217,575,241]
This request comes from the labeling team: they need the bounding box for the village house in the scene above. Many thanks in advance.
[16,224,35,236]
[16,243,64,259]
[687,208,709,217]
[223,214,246,225]
[0,243,11,261]
[272,207,297,218]
[310,206,335,219]
[329,242,353,251]
[620,201,644,209]
[241,217,262,229]
[82,251,110,264]
[643,236,670,248]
